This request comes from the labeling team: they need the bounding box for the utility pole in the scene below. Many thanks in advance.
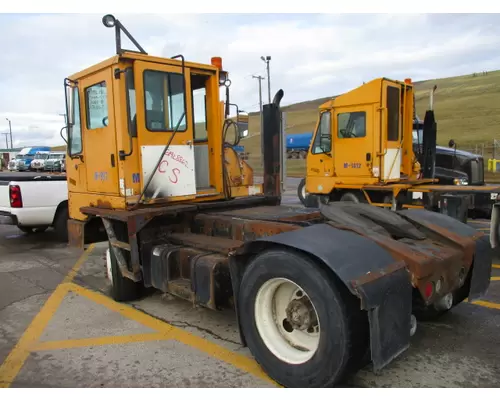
[5,118,12,149]
[252,74,265,158]
[261,56,271,104]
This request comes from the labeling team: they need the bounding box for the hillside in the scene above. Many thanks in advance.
[240,70,500,176]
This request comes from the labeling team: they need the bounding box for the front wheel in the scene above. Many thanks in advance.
[238,249,365,388]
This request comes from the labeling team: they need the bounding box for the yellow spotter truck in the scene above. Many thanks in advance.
[297,78,500,227]
[63,15,496,388]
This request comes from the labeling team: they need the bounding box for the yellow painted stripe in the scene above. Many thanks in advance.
[471,300,500,310]
[66,283,176,335]
[493,264,500,269]
[64,244,96,283]
[478,228,490,231]
[491,277,500,281]
[31,332,170,352]
[0,245,95,388]
[67,282,280,387]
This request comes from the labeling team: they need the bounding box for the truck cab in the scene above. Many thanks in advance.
[14,147,51,171]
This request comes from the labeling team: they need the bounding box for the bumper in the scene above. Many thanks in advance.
[0,211,17,225]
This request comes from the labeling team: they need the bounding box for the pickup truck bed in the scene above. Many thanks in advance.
[0,172,68,241]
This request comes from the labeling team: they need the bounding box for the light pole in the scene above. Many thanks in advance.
[5,118,12,149]
[260,56,271,104]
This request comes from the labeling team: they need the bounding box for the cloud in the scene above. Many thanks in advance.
[0,13,498,147]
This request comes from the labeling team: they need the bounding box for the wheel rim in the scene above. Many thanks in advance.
[106,249,113,285]
[254,277,320,364]
[301,185,306,200]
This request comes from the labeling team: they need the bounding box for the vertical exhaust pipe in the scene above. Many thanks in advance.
[262,89,284,201]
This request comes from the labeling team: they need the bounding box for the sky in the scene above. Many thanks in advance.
[0,12,499,148]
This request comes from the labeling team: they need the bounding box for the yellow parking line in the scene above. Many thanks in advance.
[66,283,177,335]
[0,244,95,388]
[493,264,500,269]
[491,277,500,281]
[31,332,171,352]
[67,282,279,386]
[471,300,500,311]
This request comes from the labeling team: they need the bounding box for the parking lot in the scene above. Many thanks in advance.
[1,180,500,388]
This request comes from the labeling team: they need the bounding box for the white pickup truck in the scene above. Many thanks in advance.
[0,173,68,241]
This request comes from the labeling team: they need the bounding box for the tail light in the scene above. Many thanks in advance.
[9,185,23,208]
[424,281,434,299]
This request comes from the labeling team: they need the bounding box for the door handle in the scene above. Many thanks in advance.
[366,153,372,162]
[110,154,115,167]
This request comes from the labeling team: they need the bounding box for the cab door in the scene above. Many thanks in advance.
[82,68,120,195]
[380,81,402,181]
[333,105,374,179]
[133,60,197,201]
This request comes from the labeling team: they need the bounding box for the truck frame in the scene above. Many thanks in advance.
[64,15,495,388]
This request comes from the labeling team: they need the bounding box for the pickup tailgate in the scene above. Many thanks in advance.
[0,181,11,210]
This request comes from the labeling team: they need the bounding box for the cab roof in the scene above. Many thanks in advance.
[68,51,220,81]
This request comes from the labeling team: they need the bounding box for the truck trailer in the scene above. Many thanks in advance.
[63,15,496,388]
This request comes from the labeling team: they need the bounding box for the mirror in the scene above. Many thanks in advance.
[449,139,456,148]
[66,86,75,126]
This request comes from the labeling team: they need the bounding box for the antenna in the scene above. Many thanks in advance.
[102,14,147,55]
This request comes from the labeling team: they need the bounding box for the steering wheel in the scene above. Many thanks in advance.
[340,129,355,138]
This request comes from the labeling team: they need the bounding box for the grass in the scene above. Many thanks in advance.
[240,69,500,179]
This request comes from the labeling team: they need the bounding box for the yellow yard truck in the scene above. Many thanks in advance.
[63,15,496,388]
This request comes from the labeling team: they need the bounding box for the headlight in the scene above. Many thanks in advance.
[453,178,468,186]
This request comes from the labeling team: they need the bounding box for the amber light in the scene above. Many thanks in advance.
[211,57,223,70]
[404,78,412,84]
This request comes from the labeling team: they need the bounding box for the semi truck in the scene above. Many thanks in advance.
[62,15,495,388]
[286,132,312,159]
[8,146,51,171]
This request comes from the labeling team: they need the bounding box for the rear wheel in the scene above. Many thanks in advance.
[239,249,364,387]
[53,204,69,242]
[106,244,142,302]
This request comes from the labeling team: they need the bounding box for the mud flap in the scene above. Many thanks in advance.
[468,234,492,301]
[354,268,413,371]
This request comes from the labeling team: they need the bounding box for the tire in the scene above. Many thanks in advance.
[238,249,366,388]
[340,191,366,203]
[297,178,307,206]
[106,244,142,302]
[53,204,69,242]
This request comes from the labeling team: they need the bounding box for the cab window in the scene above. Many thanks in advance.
[69,87,82,155]
[143,70,186,132]
[191,73,209,141]
[338,112,366,138]
[311,112,332,154]
[85,82,108,129]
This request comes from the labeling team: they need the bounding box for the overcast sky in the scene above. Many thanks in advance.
[0,13,499,148]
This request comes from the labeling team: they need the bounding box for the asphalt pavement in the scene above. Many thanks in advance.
[1,177,499,388]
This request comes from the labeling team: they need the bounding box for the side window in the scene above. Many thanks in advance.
[311,112,332,154]
[435,153,454,169]
[338,112,366,138]
[125,68,137,137]
[144,70,186,132]
[387,86,400,141]
[85,81,108,129]
[191,73,209,141]
[69,87,82,155]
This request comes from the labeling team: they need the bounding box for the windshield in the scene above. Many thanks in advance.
[34,153,49,159]
[15,155,25,160]
[51,154,65,159]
